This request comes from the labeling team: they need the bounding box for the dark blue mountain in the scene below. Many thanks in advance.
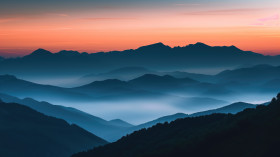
[0,93,133,142]
[0,101,107,157]
[129,74,198,91]
[190,102,256,117]
[259,78,280,94]
[0,42,279,82]
[0,75,93,103]
[0,74,229,114]
[26,48,52,57]
[131,102,257,130]
[215,64,280,84]
[72,94,280,157]
[109,119,135,128]
[79,67,155,85]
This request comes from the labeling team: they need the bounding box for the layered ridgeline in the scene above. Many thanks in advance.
[0,101,107,157]
[72,93,280,157]
[0,71,278,113]
[0,93,133,142]
[0,74,229,113]
[0,43,280,83]
[0,65,278,106]
[0,93,259,142]
[134,102,258,130]
[81,64,280,85]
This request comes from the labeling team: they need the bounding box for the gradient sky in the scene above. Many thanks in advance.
[0,0,280,56]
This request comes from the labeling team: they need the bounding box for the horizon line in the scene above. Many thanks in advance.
[0,42,279,58]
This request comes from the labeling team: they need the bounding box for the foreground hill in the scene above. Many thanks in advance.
[0,93,133,142]
[0,101,107,157]
[73,93,280,157]
[0,93,256,142]
[129,102,257,132]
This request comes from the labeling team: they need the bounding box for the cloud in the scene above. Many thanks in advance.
[251,14,279,26]
[174,3,201,6]
[184,8,264,15]
[81,17,136,21]
[258,14,279,22]
[46,13,69,17]
[0,17,23,23]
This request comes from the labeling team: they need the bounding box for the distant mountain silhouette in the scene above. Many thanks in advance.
[0,93,133,142]
[77,64,280,87]
[109,119,135,128]
[190,102,257,117]
[261,79,280,93]
[130,74,197,85]
[79,67,155,85]
[215,64,280,84]
[0,101,107,157]
[1,42,279,83]
[0,74,93,103]
[57,50,80,56]
[0,74,229,113]
[131,102,257,131]
[128,74,200,93]
[72,93,280,157]
[135,42,171,52]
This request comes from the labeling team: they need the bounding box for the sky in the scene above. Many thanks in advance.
[0,0,280,57]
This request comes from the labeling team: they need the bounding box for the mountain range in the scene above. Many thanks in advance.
[72,94,280,157]
[1,42,280,86]
[0,101,107,157]
[130,102,258,131]
[0,93,133,142]
[1,64,278,124]
[0,93,259,142]
[0,74,229,115]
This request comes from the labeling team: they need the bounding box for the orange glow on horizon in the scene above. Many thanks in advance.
[0,5,279,56]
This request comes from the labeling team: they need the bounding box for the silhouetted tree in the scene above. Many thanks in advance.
[272,97,277,103]
[277,93,280,100]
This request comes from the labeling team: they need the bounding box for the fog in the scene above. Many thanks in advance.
[35,92,272,125]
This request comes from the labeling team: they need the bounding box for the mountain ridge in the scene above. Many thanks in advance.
[15,42,263,57]
[72,94,280,157]
[0,101,108,157]
[1,42,278,84]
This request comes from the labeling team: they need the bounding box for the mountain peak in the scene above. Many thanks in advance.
[151,42,166,46]
[188,42,211,48]
[227,45,242,51]
[130,74,175,82]
[57,50,80,56]
[136,42,171,52]
[28,48,52,57]
[0,74,17,81]
[81,79,127,88]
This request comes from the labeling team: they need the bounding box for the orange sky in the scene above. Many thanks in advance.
[0,1,280,56]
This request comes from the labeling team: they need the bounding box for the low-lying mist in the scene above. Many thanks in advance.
[32,92,272,124]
